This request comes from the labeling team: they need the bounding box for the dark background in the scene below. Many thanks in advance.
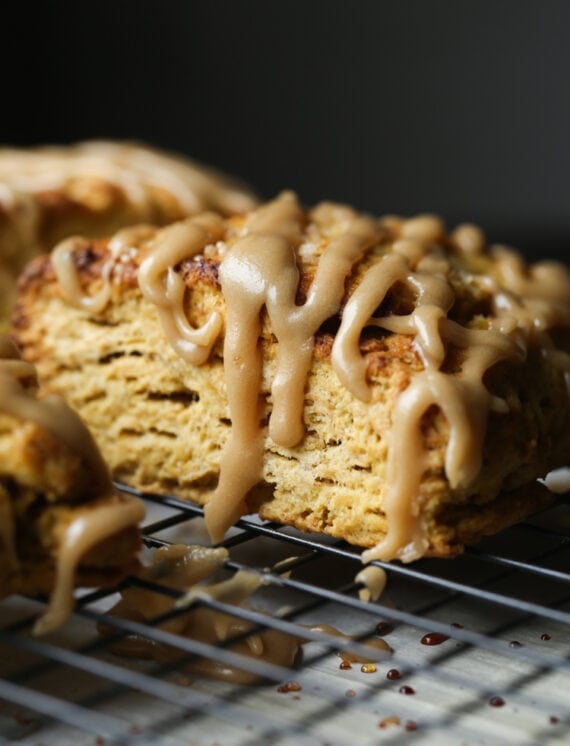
[3,1,570,261]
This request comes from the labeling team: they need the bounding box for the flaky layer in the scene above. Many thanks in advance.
[13,195,570,560]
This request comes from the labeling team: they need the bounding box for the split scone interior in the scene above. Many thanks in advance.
[0,334,144,634]
[0,140,258,322]
[12,192,570,563]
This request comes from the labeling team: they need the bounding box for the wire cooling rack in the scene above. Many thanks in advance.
[1,485,569,746]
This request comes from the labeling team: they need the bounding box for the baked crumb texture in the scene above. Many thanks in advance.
[13,192,570,561]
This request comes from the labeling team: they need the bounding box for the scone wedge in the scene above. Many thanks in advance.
[12,192,570,562]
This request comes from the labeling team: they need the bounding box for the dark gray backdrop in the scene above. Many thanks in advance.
[3,1,570,260]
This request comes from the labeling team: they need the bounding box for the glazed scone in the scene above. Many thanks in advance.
[0,140,258,322]
[12,192,570,562]
[0,334,144,634]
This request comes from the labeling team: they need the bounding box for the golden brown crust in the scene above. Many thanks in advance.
[12,203,569,559]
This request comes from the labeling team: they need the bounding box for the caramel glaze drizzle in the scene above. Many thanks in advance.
[52,225,156,314]
[101,544,302,684]
[103,545,390,683]
[51,192,570,563]
[138,214,226,364]
[0,333,145,634]
[332,247,526,562]
[355,565,387,603]
[206,193,383,541]
[33,497,145,636]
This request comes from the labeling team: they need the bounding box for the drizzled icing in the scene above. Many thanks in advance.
[102,544,391,683]
[50,192,570,562]
[52,225,156,314]
[355,566,387,603]
[33,497,145,635]
[101,544,302,684]
[138,214,226,364]
[0,334,144,632]
[206,194,382,541]
[331,249,527,562]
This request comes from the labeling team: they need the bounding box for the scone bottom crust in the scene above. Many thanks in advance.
[13,192,570,563]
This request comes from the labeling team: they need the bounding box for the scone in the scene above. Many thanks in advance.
[12,192,570,563]
[0,334,144,634]
[0,140,258,322]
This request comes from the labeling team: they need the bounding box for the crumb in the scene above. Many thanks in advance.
[277,681,302,693]
[379,715,400,729]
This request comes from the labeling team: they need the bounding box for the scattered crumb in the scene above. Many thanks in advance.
[379,715,400,728]
[277,680,302,693]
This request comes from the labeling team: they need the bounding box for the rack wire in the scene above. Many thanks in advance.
[1,485,569,746]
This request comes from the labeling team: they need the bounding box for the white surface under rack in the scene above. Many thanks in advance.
[1,485,569,746]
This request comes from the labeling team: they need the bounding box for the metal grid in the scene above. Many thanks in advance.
[1,485,569,746]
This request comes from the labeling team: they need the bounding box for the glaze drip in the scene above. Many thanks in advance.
[138,214,225,364]
[205,193,381,541]
[52,225,156,314]
[34,496,145,635]
[101,544,302,684]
